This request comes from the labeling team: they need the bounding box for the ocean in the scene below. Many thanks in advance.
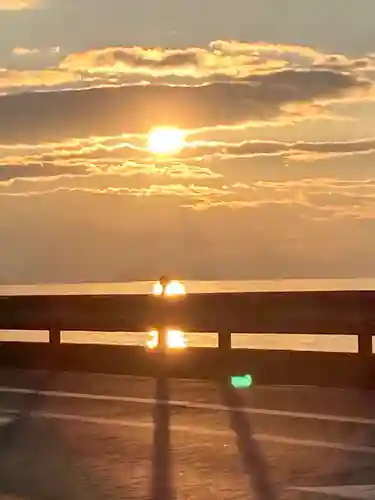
[1,278,374,353]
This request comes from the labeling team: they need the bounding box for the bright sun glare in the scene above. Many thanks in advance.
[152,280,186,296]
[147,127,186,155]
[147,279,187,349]
[146,329,187,350]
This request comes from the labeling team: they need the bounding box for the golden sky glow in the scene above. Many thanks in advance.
[2,1,375,282]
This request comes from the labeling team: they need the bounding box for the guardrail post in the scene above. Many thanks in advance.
[218,331,231,381]
[156,276,171,355]
[158,327,168,353]
[49,327,61,346]
[358,333,372,357]
[357,329,373,390]
[219,330,231,351]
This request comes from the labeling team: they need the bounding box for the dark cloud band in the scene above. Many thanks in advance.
[0,68,370,143]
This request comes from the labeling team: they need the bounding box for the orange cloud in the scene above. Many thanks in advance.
[58,41,375,82]
[4,172,375,221]
[180,137,375,162]
[6,134,375,180]
[0,173,232,204]
[185,177,375,219]
[0,68,371,143]
[0,68,79,90]
[0,40,373,99]
[210,40,324,61]
[12,47,40,56]
[12,46,60,56]
[59,45,286,80]
[2,150,375,220]
[0,131,223,183]
[0,0,37,9]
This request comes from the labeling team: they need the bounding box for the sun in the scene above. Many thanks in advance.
[147,127,186,155]
[152,279,186,296]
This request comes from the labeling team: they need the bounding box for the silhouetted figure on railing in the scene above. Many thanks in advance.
[158,275,171,296]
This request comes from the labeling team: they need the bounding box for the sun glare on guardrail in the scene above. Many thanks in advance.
[146,329,187,350]
[152,279,186,296]
[147,278,187,349]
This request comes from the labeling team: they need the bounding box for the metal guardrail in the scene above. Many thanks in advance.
[0,290,374,356]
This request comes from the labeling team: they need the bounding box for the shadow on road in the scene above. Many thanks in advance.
[0,370,56,450]
[0,371,109,500]
[220,382,278,500]
[151,374,174,500]
[324,391,375,487]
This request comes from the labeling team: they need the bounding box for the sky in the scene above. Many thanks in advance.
[1,0,375,283]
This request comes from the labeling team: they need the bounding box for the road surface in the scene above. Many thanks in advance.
[0,369,374,500]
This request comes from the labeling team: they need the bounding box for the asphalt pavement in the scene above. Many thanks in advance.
[0,369,374,500]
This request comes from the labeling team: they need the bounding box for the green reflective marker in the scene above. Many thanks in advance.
[230,374,253,388]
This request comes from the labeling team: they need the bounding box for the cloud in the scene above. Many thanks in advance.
[0,157,220,183]
[12,47,40,56]
[261,178,375,219]
[11,46,60,58]
[4,133,375,187]
[182,137,375,162]
[1,39,374,94]
[0,171,232,204]
[189,177,375,219]
[210,40,324,61]
[0,162,91,182]
[212,40,375,72]
[61,41,375,81]
[0,68,371,143]
[59,44,287,80]
[0,0,38,9]
[3,134,375,198]
[0,68,80,91]
[2,159,375,221]
[0,133,223,183]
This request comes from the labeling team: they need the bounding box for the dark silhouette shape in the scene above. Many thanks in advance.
[220,383,278,500]
[151,374,174,500]
[159,275,171,289]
